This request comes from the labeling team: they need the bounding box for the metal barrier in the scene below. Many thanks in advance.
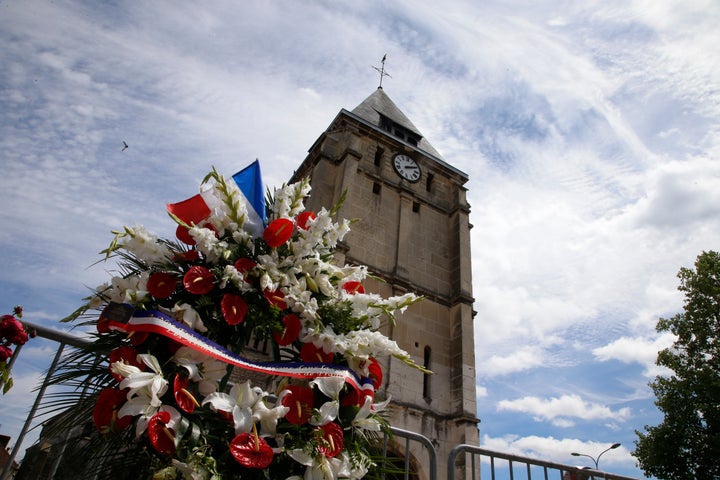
[385,426,438,480]
[447,444,638,480]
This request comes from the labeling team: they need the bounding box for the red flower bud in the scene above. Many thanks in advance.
[221,293,248,325]
[300,342,334,364]
[318,422,344,458]
[183,265,215,295]
[341,281,365,294]
[263,218,294,248]
[176,225,196,245]
[93,387,132,433]
[147,272,177,299]
[148,411,176,456]
[263,289,286,310]
[281,385,315,425]
[230,429,274,469]
[368,357,383,389]
[272,314,301,346]
[296,211,317,230]
[108,346,144,382]
[173,374,199,414]
[234,258,257,279]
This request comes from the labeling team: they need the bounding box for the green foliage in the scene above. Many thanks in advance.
[634,251,720,479]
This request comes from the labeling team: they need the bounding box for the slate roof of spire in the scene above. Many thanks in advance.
[350,87,444,160]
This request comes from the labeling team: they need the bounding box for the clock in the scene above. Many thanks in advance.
[392,154,421,182]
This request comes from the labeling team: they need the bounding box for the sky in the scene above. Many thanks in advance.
[1,1,719,478]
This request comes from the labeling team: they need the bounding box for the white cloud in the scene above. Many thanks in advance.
[476,385,488,398]
[480,346,547,377]
[593,332,676,377]
[497,394,631,427]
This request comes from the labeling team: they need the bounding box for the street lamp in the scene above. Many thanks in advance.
[571,443,621,470]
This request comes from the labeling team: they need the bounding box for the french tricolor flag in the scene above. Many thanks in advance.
[167,160,266,237]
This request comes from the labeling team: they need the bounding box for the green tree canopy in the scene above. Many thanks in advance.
[635,250,720,479]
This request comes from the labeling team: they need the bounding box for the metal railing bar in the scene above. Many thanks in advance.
[21,320,92,348]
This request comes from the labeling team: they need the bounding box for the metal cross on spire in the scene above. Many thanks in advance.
[372,54,391,88]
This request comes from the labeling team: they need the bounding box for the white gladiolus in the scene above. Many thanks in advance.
[120,225,173,266]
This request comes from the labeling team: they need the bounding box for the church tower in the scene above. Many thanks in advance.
[291,87,479,479]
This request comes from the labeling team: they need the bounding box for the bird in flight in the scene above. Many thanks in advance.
[121,141,129,152]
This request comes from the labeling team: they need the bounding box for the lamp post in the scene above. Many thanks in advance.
[571,443,621,470]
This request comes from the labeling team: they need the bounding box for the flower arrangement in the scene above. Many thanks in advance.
[60,164,424,479]
[0,305,35,394]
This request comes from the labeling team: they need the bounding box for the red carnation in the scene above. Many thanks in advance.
[272,314,302,346]
[173,374,199,413]
[281,385,315,425]
[221,293,248,326]
[183,265,215,294]
[300,342,334,364]
[0,316,28,345]
[263,218,294,248]
[341,281,365,294]
[148,410,176,456]
[93,387,132,433]
[318,422,344,458]
[0,345,13,362]
[296,211,317,230]
[147,272,177,299]
[108,346,144,382]
[230,430,274,469]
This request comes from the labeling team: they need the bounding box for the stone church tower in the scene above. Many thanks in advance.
[291,87,479,479]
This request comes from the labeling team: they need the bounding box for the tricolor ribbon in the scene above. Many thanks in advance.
[99,302,373,395]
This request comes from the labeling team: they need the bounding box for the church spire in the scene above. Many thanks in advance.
[350,87,444,160]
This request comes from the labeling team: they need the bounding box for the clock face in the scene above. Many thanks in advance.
[392,154,421,182]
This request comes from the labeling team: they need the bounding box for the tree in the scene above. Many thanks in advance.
[635,251,720,479]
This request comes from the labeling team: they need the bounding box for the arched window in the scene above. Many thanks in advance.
[423,345,431,402]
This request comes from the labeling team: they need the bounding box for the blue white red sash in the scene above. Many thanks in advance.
[99,302,373,394]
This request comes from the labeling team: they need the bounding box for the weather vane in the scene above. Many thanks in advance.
[372,54,391,88]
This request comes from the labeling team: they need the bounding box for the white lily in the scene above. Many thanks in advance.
[252,396,290,435]
[310,377,345,399]
[172,303,208,332]
[287,449,349,480]
[172,346,226,395]
[112,354,170,436]
[351,395,391,432]
[202,381,264,434]
[171,459,211,480]
[306,377,345,426]
[115,354,168,408]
